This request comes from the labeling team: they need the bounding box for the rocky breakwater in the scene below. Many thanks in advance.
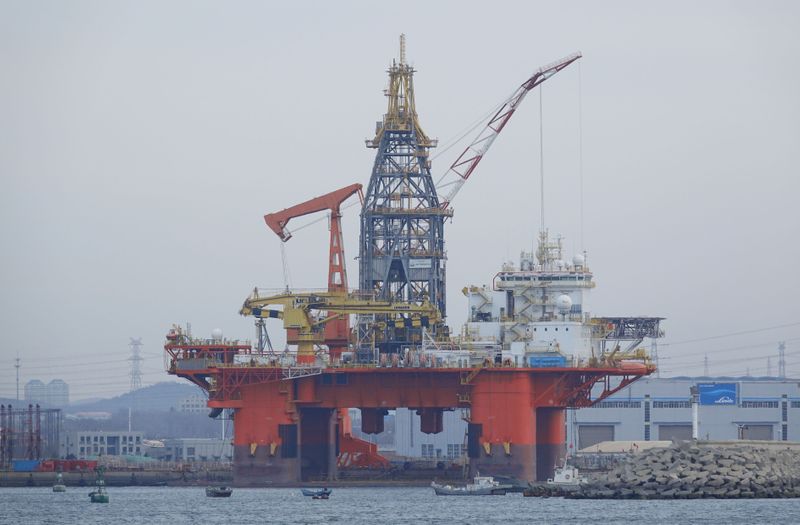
[570,441,800,499]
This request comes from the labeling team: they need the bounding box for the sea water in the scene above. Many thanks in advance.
[1,486,799,524]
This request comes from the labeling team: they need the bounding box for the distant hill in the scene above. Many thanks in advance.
[64,382,205,413]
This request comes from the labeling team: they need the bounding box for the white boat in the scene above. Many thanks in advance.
[431,476,513,496]
[546,459,587,490]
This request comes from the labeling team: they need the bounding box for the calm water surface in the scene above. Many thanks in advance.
[1,486,799,524]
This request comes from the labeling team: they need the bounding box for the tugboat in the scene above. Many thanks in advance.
[431,476,512,496]
[52,472,67,493]
[301,488,332,499]
[88,467,109,503]
[205,486,233,498]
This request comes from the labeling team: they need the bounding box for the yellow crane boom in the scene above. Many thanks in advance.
[240,289,441,364]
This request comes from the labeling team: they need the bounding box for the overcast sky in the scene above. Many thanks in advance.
[1,1,798,400]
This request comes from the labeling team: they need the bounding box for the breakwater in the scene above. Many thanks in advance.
[570,441,800,499]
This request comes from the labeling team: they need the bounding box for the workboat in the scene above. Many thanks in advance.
[545,459,587,490]
[301,488,331,499]
[52,472,66,493]
[206,486,233,498]
[88,467,109,503]
[431,476,512,496]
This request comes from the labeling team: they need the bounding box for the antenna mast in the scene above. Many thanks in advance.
[15,356,20,400]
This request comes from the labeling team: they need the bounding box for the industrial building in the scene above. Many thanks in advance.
[178,394,208,413]
[569,376,799,449]
[144,438,232,462]
[61,430,144,458]
[394,408,466,461]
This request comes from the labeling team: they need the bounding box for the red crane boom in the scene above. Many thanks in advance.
[264,183,363,294]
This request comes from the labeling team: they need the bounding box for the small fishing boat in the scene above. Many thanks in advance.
[52,472,67,493]
[206,486,233,498]
[301,488,331,499]
[88,467,109,503]
[431,476,512,496]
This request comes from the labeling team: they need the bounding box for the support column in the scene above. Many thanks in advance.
[230,382,298,486]
[535,407,566,481]
[299,407,336,482]
[469,373,536,482]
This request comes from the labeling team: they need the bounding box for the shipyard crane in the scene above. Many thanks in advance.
[240,289,441,364]
[435,52,582,209]
[263,183,363,358]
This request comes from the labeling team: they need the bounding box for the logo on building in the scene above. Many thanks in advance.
[698,383,737,406]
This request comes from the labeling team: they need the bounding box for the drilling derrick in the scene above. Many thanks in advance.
[359,35,452,355]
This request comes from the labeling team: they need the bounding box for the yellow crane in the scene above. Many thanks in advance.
[240,289,442,364]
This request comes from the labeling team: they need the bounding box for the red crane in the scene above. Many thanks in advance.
[436,52,582,209]
[265,183,388,470]
[264,182,363,357]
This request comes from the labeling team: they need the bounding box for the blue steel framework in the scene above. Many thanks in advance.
[358,37,452,355]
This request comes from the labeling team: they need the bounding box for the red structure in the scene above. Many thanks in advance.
[165,336,651,484]
[263,183,362,362]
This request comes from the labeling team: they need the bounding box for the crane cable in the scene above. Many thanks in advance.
[279,241,292,291]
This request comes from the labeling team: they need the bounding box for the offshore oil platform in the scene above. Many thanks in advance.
[165,36,662,485]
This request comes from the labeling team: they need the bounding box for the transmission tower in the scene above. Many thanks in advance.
[651,340,660,378]
[703,354,709,376]
[128,338,143,392]
[778,341,786,379]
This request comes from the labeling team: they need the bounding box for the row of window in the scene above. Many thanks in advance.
[78,435,141,444]
[500,275,590,281]
[653,401,691,409]
[77,446,141,455]
[741,400,779,408]
[594,401,642,409]
[421,443,466,459]
[592,400,796,409]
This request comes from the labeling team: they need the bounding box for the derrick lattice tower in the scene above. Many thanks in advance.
[359,35,451,353]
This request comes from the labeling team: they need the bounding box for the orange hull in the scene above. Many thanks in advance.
[185,366,650,484]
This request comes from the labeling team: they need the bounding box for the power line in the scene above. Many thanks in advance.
[662,337,800,361]
[662,349,800,373]
[660,322,800,346]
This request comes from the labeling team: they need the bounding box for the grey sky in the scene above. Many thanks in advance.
[1,1,798,400]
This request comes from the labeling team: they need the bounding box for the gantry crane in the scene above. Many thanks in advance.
[263,183,363,359]
[240,289,441,364]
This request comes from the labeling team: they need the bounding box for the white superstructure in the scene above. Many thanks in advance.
[460,230,597,366]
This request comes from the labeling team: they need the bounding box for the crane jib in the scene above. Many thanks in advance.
[436,51,582,209]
